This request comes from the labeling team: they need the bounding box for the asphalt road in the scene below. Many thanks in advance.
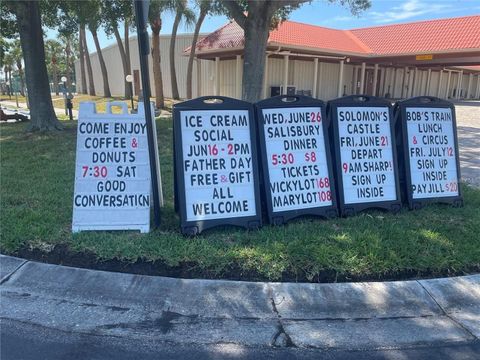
[2,319,479,360]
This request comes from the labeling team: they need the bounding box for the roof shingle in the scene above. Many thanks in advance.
[268,21,369,54]
[351,15,480,54]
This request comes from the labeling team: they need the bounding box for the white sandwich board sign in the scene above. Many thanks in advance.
[72,101,158,233]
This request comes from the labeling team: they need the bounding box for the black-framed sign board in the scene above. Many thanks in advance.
[395,97,463,209]
[328,96,402,216]
[256,95,337,224]
[173,96,262,235]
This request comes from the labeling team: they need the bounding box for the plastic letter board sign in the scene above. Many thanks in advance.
[72,102,153,233]
[328,96,402,216]
[173,96,262,235]
[255,95,338,224]
[395,97,463,209]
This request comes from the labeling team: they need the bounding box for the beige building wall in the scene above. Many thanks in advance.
[265,57,284,89]
[218,59,237,98]
[75,34,214,99]
[259,58,351,100]
[77,33,480,101]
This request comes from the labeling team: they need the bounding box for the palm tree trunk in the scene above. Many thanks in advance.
[52,61,59,95]
[113,27,131,99]
[151,17,164,109]
[169,10,182,100]
[81,25,96,96]
[65,40,72,90]
[91,28,111,97]
[186,9,206,99]
[18,65,25,96]
[78,27,87,94]
[13,0,62,131]
[8,68,13,96]
[124,21,132,80]
[2,68,6,94]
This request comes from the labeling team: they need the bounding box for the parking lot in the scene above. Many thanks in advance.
[455,101,480,187]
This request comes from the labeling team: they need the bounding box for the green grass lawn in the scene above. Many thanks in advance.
[1,119,479,282]
[1,94,178,113]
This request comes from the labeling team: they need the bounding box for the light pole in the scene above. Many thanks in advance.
[61,76,68,115]
[125,74,134,112]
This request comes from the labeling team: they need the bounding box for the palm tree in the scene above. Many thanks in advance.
[87,11,111,97]
[59,32,76,91]
[0,37,10,95]
[45,39,63,95]
[102,0,133,99]
[186,0,215,99]
[3,53,14,96]
[149,0,171,109]
[65,34,79,91]
[80,24,96,96]
[76,27,87,94]
[169,0,196,100]
[10,40,25,96]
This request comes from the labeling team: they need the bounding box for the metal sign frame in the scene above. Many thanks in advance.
[394,96,463,209]
[133,0,161,227]
[255,95,338,224]
[173,96,262,235]
[328,95,402,216]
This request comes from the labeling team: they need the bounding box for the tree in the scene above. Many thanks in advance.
[0,37,9,95]
[45,1,85,93]
[186,0,213,99]
[86,0,111,97]
[58,31,76,90]
[3,53,14,95]
[45,39,63,95]
[78,26,87,93]
[80,24,96,95]
[124,18,132,95]
[68,1,97,96]
[169,0,196,100]
[0,37,10,72]
[220,0,370,102]
[149,0,170,109]
[5,1,62,131]
[102,0,133,99]
[10,40,25,96]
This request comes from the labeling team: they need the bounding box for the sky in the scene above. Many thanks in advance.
[47,0,480,53]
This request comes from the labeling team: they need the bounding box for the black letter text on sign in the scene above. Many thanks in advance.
[173,97,262,235]
[396,97,463,209]
[328,96,402,216]
[256,96,337,224]
[72,102,153,233]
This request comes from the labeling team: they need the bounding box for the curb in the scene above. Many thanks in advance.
[1,254,479,350]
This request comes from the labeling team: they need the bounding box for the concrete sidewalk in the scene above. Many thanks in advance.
[454,101,480,187]
[1,254,479,351]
